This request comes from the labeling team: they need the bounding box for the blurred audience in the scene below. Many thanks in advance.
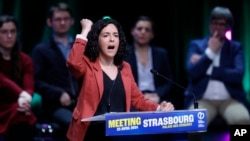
[184,6,250,128]
[31,2,78,139]
[124,15,173,104]
[123,15,180,141]
[0,15,36,141]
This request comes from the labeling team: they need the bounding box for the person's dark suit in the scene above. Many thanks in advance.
[184,36,250,112]
[31,36,79,127]
[124,45,173,102]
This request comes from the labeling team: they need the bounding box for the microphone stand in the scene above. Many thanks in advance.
[150,69,199,109]
[150,69,202,141]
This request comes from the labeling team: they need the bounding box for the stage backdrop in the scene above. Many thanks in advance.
[1,0,249,108]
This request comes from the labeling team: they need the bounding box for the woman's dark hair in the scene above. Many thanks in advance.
[132,15,155,33]
[0,15,22,84]
[84,18,128,65]
[210,6,234,28]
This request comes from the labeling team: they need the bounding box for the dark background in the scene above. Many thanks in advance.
[1,0,250,109]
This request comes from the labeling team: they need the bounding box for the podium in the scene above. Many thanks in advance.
[82,109,207,136]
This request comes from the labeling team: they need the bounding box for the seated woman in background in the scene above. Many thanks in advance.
[0,15,36,141]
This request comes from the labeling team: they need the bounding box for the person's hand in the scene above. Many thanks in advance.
[17,100,31,116]
[60,92,71,106]
[18,91,32,107]
[144,93,160,103]
[208,31,223,53]
[19,91,32,102]
[190,54,201,64]
[17,91,32,115]
[80,18,93,38]
[159,101,174,111]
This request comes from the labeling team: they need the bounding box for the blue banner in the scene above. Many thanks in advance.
[105,109,207,136]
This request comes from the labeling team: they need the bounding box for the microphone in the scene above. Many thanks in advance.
[150,69,198,109]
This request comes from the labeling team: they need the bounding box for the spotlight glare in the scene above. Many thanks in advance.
[225,30,232,40]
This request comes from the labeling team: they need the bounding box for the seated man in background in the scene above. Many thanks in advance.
[184,6,250,131]
[31,2,79,140]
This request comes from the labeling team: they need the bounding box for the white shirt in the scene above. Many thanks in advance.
[135,48,155,92]
[202,46,231,100]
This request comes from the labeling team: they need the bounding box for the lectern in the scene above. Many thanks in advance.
[82,109,207,136]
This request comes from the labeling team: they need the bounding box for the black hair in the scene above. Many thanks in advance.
[84,18,128,65]
[0,15,22,84]
[48,2,73,19]
[132,15,155,33]
[210,6,234,28]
